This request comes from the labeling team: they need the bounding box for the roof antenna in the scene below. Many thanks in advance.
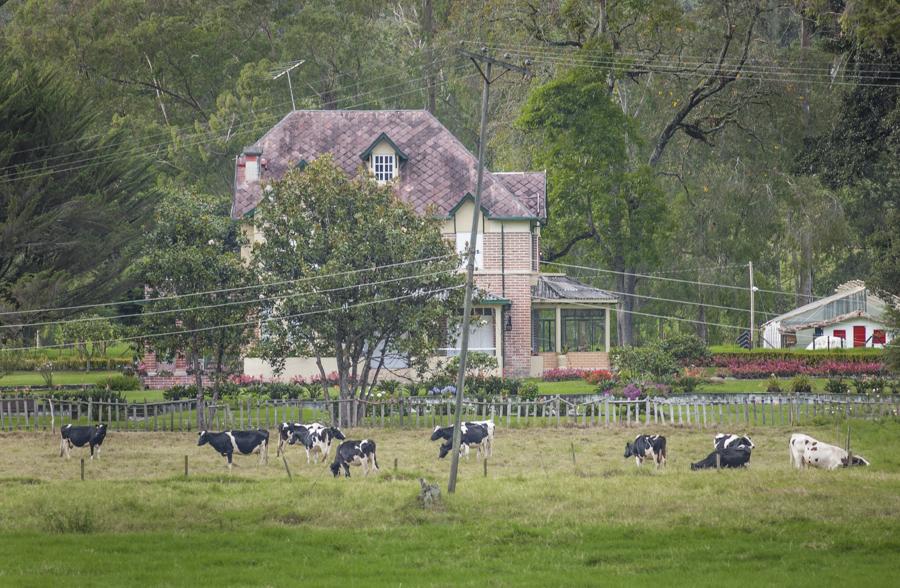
[270,59,305,112]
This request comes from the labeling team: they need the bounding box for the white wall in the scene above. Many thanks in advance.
[794,317,892,349]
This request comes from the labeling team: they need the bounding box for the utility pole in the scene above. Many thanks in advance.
[749,261,755,349]
[448,48,529,494]
[271,60,305,112]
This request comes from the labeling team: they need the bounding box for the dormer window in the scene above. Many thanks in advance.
[373,154,395,182]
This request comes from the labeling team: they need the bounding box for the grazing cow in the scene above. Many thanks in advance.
[329,439,378,478]
[691,446,752,470]
[467,419,495,457]
[714,433,755,452]
[431,423,489,460]
[197,429,269,469]
[289,425,345,464]
[624,434,667,468]
[59,424,107,460]
[802,440,870,470]
[276,421,326,457]
[789,433,818,469]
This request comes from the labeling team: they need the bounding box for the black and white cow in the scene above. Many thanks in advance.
[691,446,752,470]
[714,433,756,452]
[60,424,107,460]
[289,425,345,464]
[329,439,378,478]
[197,429,269,469]
[431,423,489,460]
[624,434,667,468]
[276,421,326,458]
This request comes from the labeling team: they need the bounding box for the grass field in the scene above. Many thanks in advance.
[0,370,124,387]
[1,421,898,586]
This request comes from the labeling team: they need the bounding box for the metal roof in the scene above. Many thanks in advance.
[532,275,617,302]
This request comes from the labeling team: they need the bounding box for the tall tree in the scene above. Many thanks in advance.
[252,156,463,427]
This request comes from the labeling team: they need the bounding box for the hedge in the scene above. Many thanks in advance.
[710,349,885,367]
[0,356,132,372]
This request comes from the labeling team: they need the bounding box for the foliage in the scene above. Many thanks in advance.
[582,369,615,386]
[38,361,53,387]
[658,334,711,366]
[825,378,850,394]
[766,375,782,393]
[518,381,540,400]
[42,388,126,402]
[850,376,890,396]
[101,375,142,391]
[672,376,703,395]
[716,357,886,379]
[790,374,812,394]
[59,316,119,369]
[611,345,679,382]
[0,355,132,372]
[620,383,642,401]
[441,352,499,383]
[709,349,885,365]
[541,368,589,382]
[252,156,463,426]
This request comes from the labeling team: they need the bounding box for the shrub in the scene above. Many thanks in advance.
[163,385,198,401]
[611,345,679,381]
[582,369,614,385]
[44,388,125,402]
[658,334,711,366]
[790,374,812,394]
[542,368,587,381]
[824,378,849,394]
[101,375,141,391]
[621,383,642,400]
[672,376,703,394]
[442,352,498,382]
[851,376,889,396]
[519,381,539,400]
[766,375,782,393]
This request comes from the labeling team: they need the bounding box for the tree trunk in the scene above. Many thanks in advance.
[797,230,814,306]
[696,304,708,342]
[193,352,206,430]
[422,0,436,113]
[615,268,637,346]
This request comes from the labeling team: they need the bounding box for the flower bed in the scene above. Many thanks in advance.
[718,357,886,379]
[541,368,589,381]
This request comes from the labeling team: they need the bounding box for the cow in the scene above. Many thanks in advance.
[431,423,489,460]
[197,429,269,469]
[329,439,378,478]
[789,433,818,469]
[289,425,345,464]
[624,434,667,469]
[276,421,326,458]
[467,419,495,457]
[59,424,107,460]
[691,446,752,470]
[802,440,870,470]
[714,433,755,452]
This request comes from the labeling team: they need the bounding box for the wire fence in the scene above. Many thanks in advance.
[0,394,897,433]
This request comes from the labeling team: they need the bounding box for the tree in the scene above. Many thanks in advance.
[60,316,119,371]
[135,188,251,428]
[0,57,155,336]
[252,156,463,427]
[518,66,669,345]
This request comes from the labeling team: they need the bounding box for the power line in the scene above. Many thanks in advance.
[0,254,456,317]
[562,299,747,331]
[0,269,457,330]
[1,286,465,353]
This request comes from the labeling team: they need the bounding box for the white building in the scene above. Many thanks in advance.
[762,281,895,349]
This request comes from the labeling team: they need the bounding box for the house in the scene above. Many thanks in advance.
[761,281,895,349]
[230,110,616,379]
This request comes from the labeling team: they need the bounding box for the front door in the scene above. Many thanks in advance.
[853,325,866,348]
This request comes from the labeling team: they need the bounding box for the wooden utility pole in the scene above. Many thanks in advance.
[448,48,529,494]
[749,261,755,349]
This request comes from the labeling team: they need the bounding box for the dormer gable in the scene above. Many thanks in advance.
[360,132,408,183]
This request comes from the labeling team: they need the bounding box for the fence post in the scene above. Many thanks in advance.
[81,458,85,481]
[645,398,651,425]
[556,397,560,428]
[184,455,189,477]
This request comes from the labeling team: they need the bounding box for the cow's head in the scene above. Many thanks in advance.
[197,431,209,446]
[96,423,106,430]
[741,436,755,449]
[330,461,341,477]
[842,455,870,467]
[328,427,345,441]
[624,442,634,458]
[438,443,452,459]
[288,431,302,446]
[430,426,446,441]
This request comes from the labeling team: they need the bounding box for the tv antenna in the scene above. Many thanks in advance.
[270,59,305,111]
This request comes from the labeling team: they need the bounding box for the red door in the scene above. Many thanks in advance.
[853,325,866,348]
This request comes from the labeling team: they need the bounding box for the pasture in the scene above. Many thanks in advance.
[0,422,899,586]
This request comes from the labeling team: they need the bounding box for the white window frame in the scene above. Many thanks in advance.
[373,154,395,182]
[456,233,483,270]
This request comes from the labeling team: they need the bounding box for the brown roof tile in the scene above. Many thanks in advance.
[230,110,546,221]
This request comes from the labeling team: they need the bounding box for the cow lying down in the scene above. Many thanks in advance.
[789,433,870,470]
[691,446,752,470]
[198,429,269,469]
[330,439,378,478]
[60,424,107,460]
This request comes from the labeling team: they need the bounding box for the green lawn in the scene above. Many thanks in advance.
[0,423,897,586]
[531,378,597,395]
[0,370,123,387]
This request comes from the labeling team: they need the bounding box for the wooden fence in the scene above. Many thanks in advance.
[0,394,897,433]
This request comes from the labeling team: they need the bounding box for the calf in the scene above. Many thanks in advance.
[691,446,752,470]
[431,423,489,460]
[277,421,326,458]
[624,434,667,469]
[289,425,345,464]
[59,424,107,460]
[803,440,870,470]
[714,433,755,452]
[330,439,378,478]
[198,429,269,469]
[789,433,818,469]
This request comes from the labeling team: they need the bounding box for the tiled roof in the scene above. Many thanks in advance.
[230,110,546,221]
[532,275,617,302]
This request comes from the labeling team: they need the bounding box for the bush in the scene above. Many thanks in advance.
[0,354,132,372]
[658,334,711,366]
[44,388,125,402]
[714,356,886,378]
[824,378,850,394]
[621,383,642,400]
[519,381,539,400]
[582,369,614,385]
[542,368,587,381]
[766,375,782,393]
[101,375,141,391]
[790,374,812,393]
[672,376,703,394]
[163,385,198,401]
[442,352,498,382]
[611,345,679,381]
[851,376,890,396]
